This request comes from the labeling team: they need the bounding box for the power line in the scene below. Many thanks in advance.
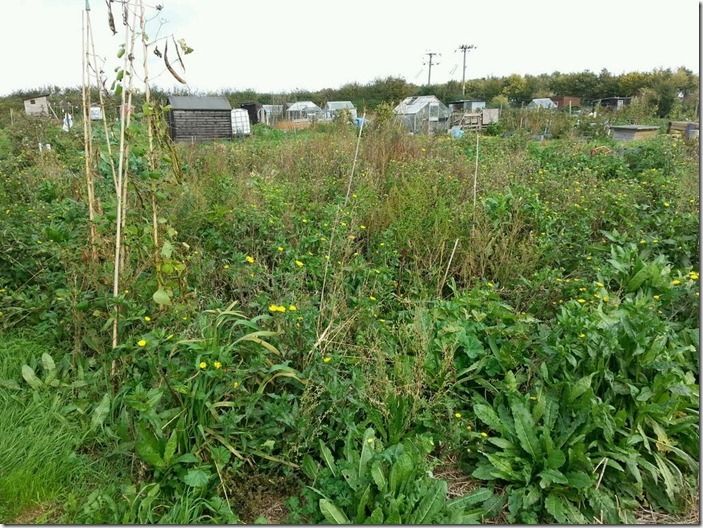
[457,44,476,96]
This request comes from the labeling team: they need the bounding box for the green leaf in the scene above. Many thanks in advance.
[21,365,43,389]
[410,479,447,524]
[389,452,413,496]
[355,485,371,523]
[358,428,375,479]
[545,493,568,523]
[567,373,594,402]
[183,469,210,488]
[566,470,592,489]
[539,468,568,488]
[319,499,350,524]
[161,240,174,259]
[545,449,566,469]
[152,288,171,306]
[302,454,319,481]
[511,400,541,459]
[366,507,383,524]
[370,461,386,492]
[163,429,178,465]
[91,393,111,429]
[473,403,509,436]
[448,487,493,509]
[41,353,56,372]
[319,441,336,477]
[135,424,165,469]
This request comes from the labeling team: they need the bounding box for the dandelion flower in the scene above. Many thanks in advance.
[579,333,586,338]
[214,361,222,369]
[245,256,255,264]
[288,304,297,311]
[295,260,304,268]
[480,432,488,438]
[323,356,332,363]
[454,412,462,419]
[277,246,284,252]
[671,279,681,286]
[663,202,670,208]
[232,381,239,388]
[577,298,586,304]
[144,316,151,322]
[653,295,661,300]
[369,295,377,301]
[137,339,147,347]
[223,264,230,269]
[199,361,207,369]
[689,271,699,281]
[360,225,366,230]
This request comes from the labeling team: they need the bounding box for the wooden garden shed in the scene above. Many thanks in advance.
[167,95,232,142]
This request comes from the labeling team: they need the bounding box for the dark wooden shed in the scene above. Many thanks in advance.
[167,96,232,142]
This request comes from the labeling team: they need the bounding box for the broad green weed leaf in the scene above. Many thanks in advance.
[319,499,349,524]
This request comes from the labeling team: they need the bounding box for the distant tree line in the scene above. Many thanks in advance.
[2,66,698,122]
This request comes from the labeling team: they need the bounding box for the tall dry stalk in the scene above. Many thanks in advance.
[81,9,97,260]
[111,5,138,350]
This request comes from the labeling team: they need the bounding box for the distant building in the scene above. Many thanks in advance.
[258,105,284,126]
[240,102,260,125]
[448,100,485,113]
[286,101,323,121]
[24,94,50,116]
[324,101,357,120]
[394,95,450,134]
[527,98,557,109]
[167,95,232,142]
[552,96,581,109]
[609,124,659,142]
[595,97,632,110]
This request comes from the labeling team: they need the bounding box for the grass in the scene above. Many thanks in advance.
[0,333,119,523]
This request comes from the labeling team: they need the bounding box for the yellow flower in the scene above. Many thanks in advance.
[288,304,297,311]
[232,381,239,388]
[144,316,151,322]
[663,202,670,208]
[480,432,488,438]
[323,356,332,363]
[199,361,207,369]
[295,260,304,267]
[223,264,230,269]
[487,282,494,288]
[579,333,586,338]
[671,279,681,286]
[454,412,462,419]
[639,239,647,244]
[214,361,222,369]
[577,298,586,304]
[137,339,147,347]
[302,219,308,223]
[245,256,255,264]
[269,304,286,313]
[595,282,604,288]
[689,271,699,281]
[360,225,366,230]
[277,246,284,252]
[369,295,377,301]
[653,294,661,300]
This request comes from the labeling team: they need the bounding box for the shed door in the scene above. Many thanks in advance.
[428,103,439,122]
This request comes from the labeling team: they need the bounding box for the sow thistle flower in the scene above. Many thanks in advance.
[454,412,462,419]
[577,298,586,304]
[214,361,222,369]
[288,304,297,311]
[245,256,255,264]
[137,339,147,347]
[322,356,332,363]
[199,361,207,369]
[671,279,682,286]
[269,304,287,313]
[689,271,699,281]
[143,316,151,322]
[295,260,304,268]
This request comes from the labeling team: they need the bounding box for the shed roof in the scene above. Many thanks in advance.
[24,94,50,101]
[528,98,556,108]
[394,95,445,115]
[326,101,355,110]
[609,125,659,130]
[168,96,231,111]
[287,101,321,112]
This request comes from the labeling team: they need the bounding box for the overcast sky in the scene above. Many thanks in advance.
[0,0,699,95]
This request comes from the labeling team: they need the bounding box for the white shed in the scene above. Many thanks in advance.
[527,98,557,109]
[24,94,50,116]
[258,105,284,126]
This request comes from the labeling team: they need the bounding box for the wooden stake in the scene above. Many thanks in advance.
[81,9,97,260]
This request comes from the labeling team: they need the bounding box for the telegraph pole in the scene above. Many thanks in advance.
[424,52,440,86]
[457,44,476,96]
